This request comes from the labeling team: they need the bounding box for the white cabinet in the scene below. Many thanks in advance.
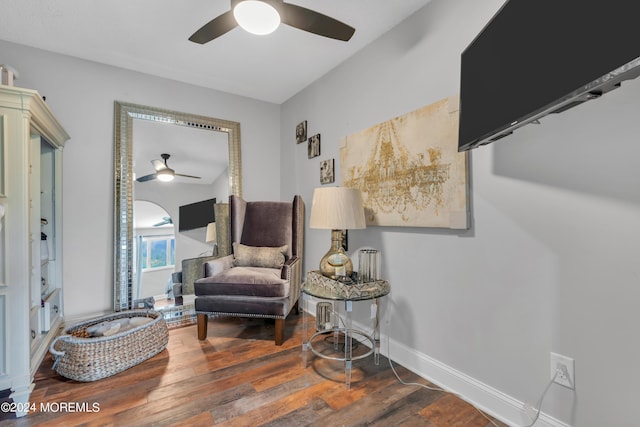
[0,86,69,416]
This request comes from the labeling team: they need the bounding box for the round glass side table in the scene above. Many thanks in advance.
[301,271,390,389]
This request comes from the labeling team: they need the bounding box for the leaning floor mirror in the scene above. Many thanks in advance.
[113,102,242,316]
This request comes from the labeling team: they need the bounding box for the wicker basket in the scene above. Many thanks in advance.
[50,310,169,382]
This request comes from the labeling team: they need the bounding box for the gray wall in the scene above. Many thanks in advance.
[280,0,640,426]
[0,39,281,319]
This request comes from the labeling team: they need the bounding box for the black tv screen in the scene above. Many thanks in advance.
[178,198,216,232]
[458,0,640,151]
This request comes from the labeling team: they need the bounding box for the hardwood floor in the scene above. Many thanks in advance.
[2,314,507,426]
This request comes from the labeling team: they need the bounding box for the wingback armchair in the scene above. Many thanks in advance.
[194,195,304,345]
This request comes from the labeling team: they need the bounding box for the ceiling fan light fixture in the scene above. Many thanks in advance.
[233,0,281,35]
[156,168,175,182]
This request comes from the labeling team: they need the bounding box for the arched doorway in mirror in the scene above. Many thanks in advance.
[133,200,176,308]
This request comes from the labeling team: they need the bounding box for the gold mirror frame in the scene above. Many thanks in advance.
[113,101,242,311]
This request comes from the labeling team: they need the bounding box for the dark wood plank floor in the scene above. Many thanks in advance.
[2,314,507,426]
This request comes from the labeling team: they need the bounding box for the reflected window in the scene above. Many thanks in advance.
[137,235,175,271]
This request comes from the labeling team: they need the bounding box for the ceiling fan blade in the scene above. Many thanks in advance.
[280,3,355,41]
[175,173,202,179]
[189,10,237,44]
[136,173,157,182]
[153,217,173,227]
[151,159,167,171]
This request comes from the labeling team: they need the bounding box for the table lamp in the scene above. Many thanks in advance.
[309,187,366,280]
[206,222,218,256]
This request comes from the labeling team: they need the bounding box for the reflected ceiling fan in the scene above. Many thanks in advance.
[189,0,356,44]
[153,216,173,227]
[136,153,201,183]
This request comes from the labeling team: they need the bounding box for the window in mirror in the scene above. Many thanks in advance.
[137,235,175,271]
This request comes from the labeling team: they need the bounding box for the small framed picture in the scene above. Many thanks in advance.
[296,120,307,144]
[320,159,334,184]
[308,134,320,158]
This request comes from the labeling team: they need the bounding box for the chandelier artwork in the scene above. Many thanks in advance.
[340,96,469,229]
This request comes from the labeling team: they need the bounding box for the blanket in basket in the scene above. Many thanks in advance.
[50,310,168,382]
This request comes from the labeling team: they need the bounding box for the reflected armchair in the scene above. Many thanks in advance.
[194,195,304,345]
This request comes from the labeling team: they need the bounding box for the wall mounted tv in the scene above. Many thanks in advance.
[178,198,216,232]
[458,0,640,151]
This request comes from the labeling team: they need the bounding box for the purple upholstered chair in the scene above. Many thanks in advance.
[194,195,304,345]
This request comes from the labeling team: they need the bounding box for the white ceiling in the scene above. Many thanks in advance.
[134,200,174,229]
[0,0,432,103]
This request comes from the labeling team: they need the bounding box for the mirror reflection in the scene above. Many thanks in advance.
[132,121,228,308]
[113,102,242,313]
[132,200,175,304]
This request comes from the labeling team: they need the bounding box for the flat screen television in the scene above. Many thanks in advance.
[458,0,640,151]
[178,198,216,232]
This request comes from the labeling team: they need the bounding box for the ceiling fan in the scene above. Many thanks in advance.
[153,217,173,227]
[189,0,356,44]
[136,153,201,183]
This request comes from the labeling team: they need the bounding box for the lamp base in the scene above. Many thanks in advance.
[319,230,353,280]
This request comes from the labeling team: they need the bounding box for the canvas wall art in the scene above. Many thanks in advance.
[340,95,468,229]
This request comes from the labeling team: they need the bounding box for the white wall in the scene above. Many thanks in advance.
[0,40,281,319]
[281,0,640,426]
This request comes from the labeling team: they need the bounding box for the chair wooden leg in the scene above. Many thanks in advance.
[293,300,300,315]
[197,314,208,340]
[275,318,284,346]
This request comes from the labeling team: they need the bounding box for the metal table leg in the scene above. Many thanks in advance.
[374,298,380,365]
[345,300,353,389]
[332,301,339,351]
[302,293,309,368]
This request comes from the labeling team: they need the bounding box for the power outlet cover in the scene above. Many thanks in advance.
[550,352,575,389]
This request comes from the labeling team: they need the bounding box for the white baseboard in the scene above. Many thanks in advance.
[301,301,569,427]
[382,337,569,427]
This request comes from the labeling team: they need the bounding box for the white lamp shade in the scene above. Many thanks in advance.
[233,0,281,35]
[309,187,366,230]
[206,222,217,243]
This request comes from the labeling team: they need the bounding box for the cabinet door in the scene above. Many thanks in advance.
[29,136,42,309]
[0,114,6,288]
[39,141,57,293]
[0,295,7,391]
[0,114,5,197]
[29,307,40,352]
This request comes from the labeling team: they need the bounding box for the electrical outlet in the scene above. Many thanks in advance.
[550,352,575,389]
